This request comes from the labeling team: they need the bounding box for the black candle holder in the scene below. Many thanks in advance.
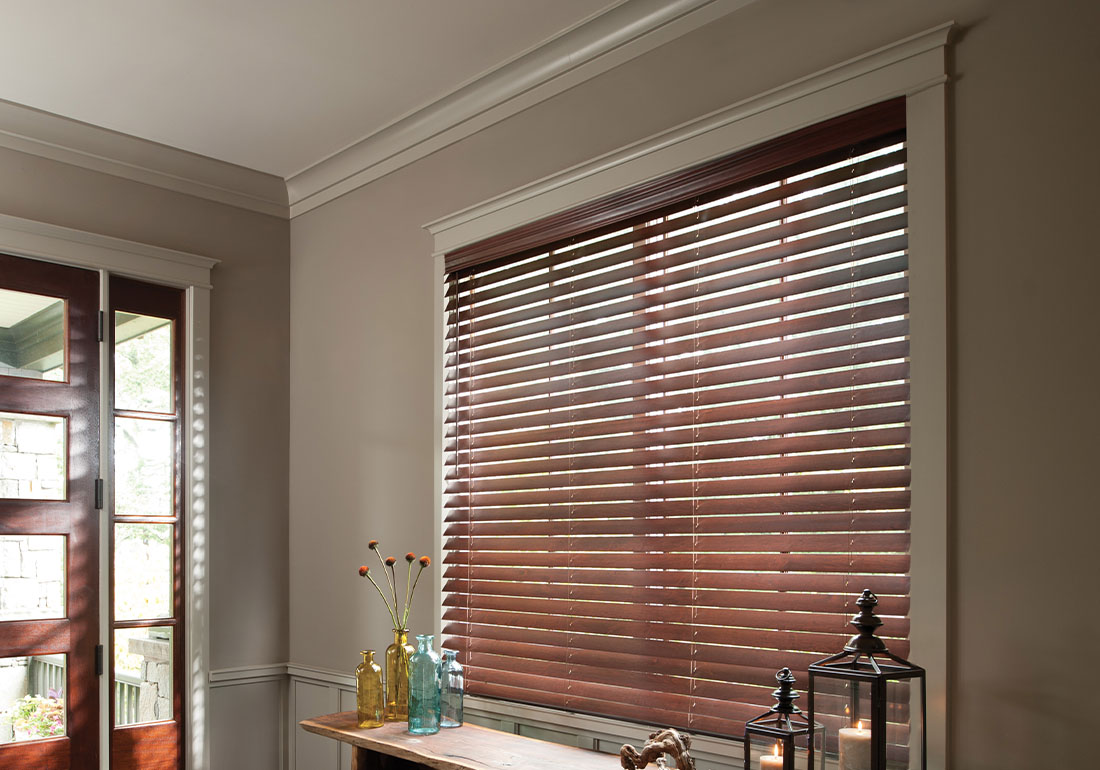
[807,590,927,770]
[742,668,824,770]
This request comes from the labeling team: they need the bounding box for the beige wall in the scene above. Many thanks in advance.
[289,1,1099,768]
[0,146,291,669]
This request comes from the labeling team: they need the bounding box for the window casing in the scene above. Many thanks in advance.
[442,101,911,738]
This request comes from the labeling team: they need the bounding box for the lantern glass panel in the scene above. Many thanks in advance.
[745,734,787,770]
[888,677,923,770]
[812,674,922,769]
[744,731,824,770]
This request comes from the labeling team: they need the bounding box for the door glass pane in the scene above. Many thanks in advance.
[114,313,172,413]
[0,289,65,382]
[114,418,173,517]
[114,627,172,726]
[0,535,65,621]
[0,654,66,744]
[114,524,172,621]
[0,413,65,500]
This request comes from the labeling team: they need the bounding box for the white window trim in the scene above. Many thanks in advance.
[426,21,951,769]
[0,212,218,770]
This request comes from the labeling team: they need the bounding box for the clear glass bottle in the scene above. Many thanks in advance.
[385,628,415,721]
[355,650,384,728]
[440,648,464,728]
[407,633,441,735]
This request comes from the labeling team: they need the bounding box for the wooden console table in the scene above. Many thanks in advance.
[300,712,620,770]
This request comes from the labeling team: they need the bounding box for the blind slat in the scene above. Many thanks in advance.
[447,175,906,319]
[448,425,908,480]
[443,550,910,573]
[446,447,909,496]
[450,318,908,410]
[448,485,909,524]
[453,378,909,454]
[449,208,907,343]
[450,343,908,441]
[442,582,909,616]
[451,147,906,299]
[450,287,908,391]
[445,508,910,538]
[443,610,910,655]
[448,230,907,356]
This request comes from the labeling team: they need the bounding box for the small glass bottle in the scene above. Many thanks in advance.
[440,648,464,728]
[407,634,441,735]
[355,650,384,728]
[385,628,415,721]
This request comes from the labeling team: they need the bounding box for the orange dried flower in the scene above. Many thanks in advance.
[368,540,379,550]
[385,556,396,566]
[405,552,416,562]
[419,556,431,567]
[358,565,369,576]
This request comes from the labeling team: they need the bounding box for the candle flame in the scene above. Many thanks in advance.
[773,743,780,757]
[856,721,863,731]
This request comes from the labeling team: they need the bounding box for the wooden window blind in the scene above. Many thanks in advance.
[442,100,910,738]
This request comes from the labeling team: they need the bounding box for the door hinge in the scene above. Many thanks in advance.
[97,310,105,342]
[94,478,104,510]
[95,644,103,676]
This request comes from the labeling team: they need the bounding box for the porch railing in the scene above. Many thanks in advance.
[27,655,142,726]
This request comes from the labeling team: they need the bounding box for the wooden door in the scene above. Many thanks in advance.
[0,253,100,769]
[108,276,184,770]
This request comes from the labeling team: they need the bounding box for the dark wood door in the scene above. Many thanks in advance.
[108,276,184,770]
[0,253,100,769]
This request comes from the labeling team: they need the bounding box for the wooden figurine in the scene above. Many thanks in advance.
[620,729,696,770]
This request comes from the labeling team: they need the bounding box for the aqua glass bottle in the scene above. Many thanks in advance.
[440,648,464,728]
[407,634,441,735]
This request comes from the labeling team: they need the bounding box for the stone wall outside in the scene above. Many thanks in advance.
[0,414,64,500]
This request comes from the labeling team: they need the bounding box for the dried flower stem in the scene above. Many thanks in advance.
[402,563,427,628]
[403,562,413,625]
[374,548,397,620]
[387,561,400,626]
[363,572,399,628]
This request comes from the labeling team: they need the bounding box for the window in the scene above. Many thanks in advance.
[442,101,910,738]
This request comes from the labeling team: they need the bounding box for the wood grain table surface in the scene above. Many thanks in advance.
[300,712,620,770]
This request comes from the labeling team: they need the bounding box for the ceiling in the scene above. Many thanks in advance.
[0,0,619,178]
[0,288,59,328]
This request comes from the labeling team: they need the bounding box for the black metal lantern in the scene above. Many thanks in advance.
[742,668,824,770]
[807,590,926,770]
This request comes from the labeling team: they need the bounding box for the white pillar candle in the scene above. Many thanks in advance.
[759,743,784,770]
[838,723,872,770]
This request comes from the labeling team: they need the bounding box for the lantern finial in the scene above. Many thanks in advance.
[844,589,888,654]
[771,667,800,714]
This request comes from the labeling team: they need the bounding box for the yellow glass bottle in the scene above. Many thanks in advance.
[355,650,384,728]
[384,628,415,721]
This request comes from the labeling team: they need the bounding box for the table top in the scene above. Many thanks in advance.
[300,712,620,770]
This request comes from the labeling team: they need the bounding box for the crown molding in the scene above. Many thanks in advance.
[286,0,759,218]
[0,98,288,218]
[0,1,757,221]
[425,21,954,255]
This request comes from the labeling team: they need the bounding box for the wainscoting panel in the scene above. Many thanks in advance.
[287,665,357,770]
[209,670,287,770]
[294,679,341,769]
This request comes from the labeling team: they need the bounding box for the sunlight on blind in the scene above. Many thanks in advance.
[443,113,909,739]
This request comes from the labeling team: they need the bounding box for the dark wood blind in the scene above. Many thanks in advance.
[442,101,910,738]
